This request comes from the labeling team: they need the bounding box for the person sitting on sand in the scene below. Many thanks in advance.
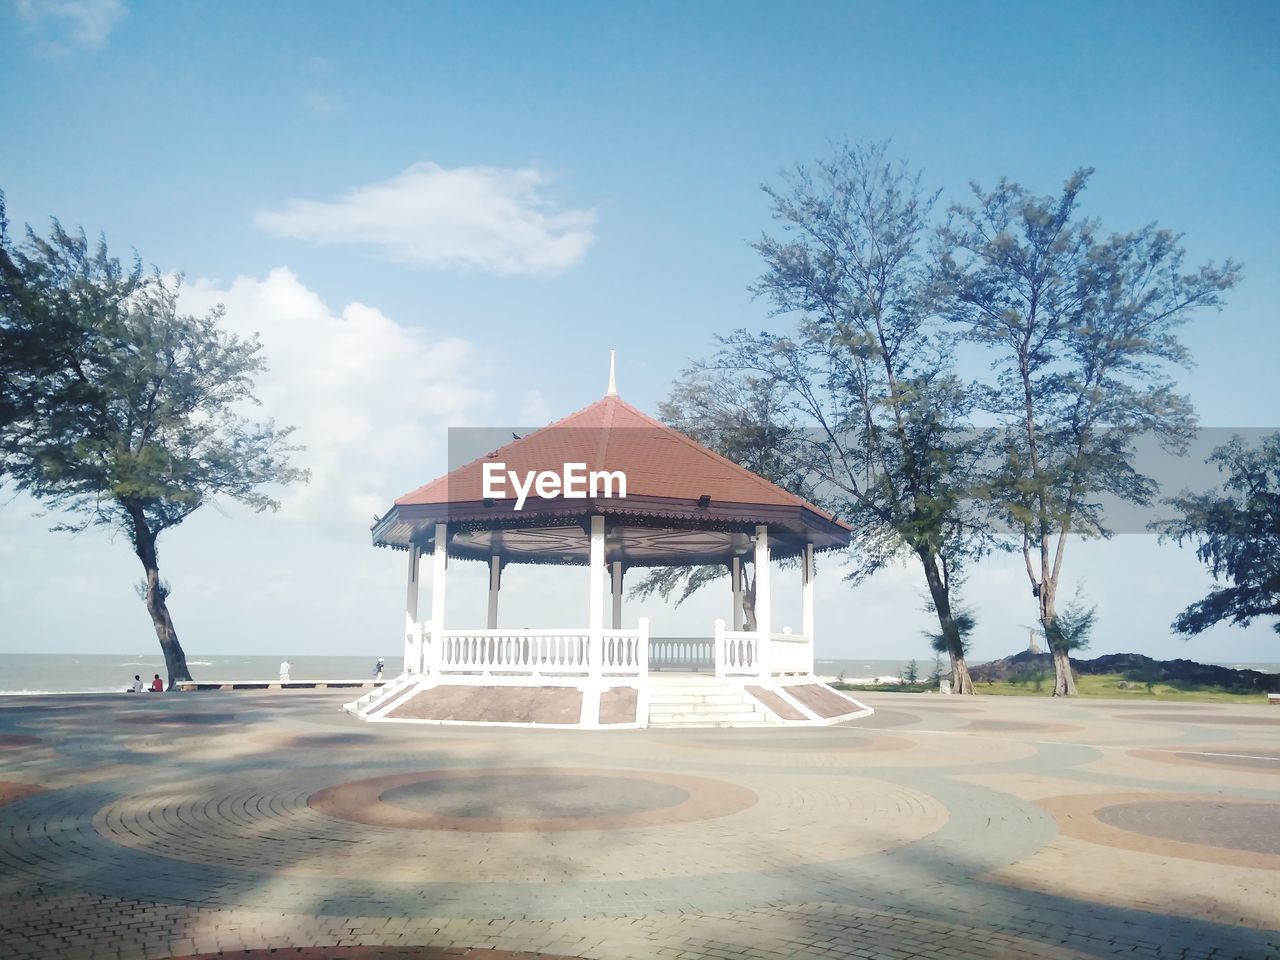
[127,674,144,693]
[149,674,164,693]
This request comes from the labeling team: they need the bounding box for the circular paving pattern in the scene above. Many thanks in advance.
[387,771,689,819]
[1122,713,1277,726]
[115,712,240,726]
[80,766,948,884]
[176,949,585,959]
[279,733,384,749]
[682,733,914,752]
[1039,791,1280,870]
[1129,746,1280,775]
[0,781,44,807]
[311,767,750,831]
[964,719,1082,733]
[1095,799,1280,854]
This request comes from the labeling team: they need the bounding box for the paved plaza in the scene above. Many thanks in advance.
[1,688,1277,959]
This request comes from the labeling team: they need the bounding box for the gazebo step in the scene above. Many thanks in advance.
[649,712,773,726]
[648,692,747,706]
[646,674,777,727]
[649,704,766,720]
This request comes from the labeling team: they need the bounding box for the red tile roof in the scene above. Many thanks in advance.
[394,394,843,526]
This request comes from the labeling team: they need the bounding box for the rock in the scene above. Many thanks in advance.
[969,650,1279,693]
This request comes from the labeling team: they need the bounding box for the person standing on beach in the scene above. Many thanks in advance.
[279,660,292,682]
[373,657,385,680]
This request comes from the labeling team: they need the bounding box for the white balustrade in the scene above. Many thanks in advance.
[418,626,647,678]
[768,631,813,676]
[715,618,762,676]
[602,628,646,674]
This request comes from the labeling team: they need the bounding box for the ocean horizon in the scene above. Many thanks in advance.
[0,652,1276,696]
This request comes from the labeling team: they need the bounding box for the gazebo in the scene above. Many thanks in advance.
[345,359,869,728]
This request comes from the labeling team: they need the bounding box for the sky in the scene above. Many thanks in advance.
[1,0,1277,667]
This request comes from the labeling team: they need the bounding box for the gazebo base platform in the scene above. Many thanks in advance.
[343,674,872,729]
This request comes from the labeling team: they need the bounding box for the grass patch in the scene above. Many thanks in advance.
[831,673,1270,702]
[832,681,933,694]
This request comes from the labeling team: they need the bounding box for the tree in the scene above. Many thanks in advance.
[1040,589,1096,695]
[935,170,1239,695]
[902,658,920,685]
[1158,433,1280,636]
[629,365,810,627]
[0,201,307,688]
[922,604,977,692]
[713,142,992,693]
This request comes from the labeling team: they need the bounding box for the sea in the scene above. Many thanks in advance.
[0,653,1276,696]
[0,653,403,696]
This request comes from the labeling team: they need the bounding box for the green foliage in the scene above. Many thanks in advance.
[1011,663,1049,692]
[1125,660,1164,693]
[630,366,801,610]
[0,199,307,680]
[903,658,919,684]
[1042,589,1096,655]
[628,563,727,606]
[923,605,975,656]
[937,170,1238,553]
[933,169,1238,695]
[1,233,306,541]
[680,142,993,688]
[1158,433,1280,636]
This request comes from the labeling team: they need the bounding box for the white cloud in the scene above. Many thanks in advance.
[181,268,492,530]
[14,0,125,56]
[303,91,341,114]
[253,162,596,276]
[518,388,551,426]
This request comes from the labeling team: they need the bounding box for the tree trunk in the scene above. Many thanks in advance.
[1051,647,1078,697]
[917,548,973,694]
[741,567,757,631]
[127,507,193,690]
[1039,580,1078,697]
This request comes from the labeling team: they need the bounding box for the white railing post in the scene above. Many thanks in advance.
[714,618,726,677]
[638,617,650,675]
[424,620,440,677]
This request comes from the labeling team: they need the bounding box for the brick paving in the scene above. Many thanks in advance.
[0,688,1276,959]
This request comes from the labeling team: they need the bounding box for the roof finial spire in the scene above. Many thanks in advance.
[606,349,618,397]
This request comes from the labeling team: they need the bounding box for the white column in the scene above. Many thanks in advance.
[611,561,623,629]
[802,543,814,639]
[754,524,771,678]
[429,522,448,677]
[487,555,501,629]
[404,545,421,673]
[581,515,606,726]
[731,556,744,631]
[802,542,815,677]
